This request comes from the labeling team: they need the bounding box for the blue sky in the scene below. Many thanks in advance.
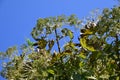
[0,0,117,79]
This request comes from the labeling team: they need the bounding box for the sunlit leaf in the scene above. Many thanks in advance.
[62,50,72,55]
[47,69,54,75]
[80,37,96,51]
[86,76,96,80]
[79,62,84,67]
[81,29,93,35]
[68,30,73,39]
[79,52,86,59]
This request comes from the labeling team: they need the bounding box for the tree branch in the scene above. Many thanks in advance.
[55,27,61,53]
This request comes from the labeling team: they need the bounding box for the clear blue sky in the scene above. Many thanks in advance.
[0,0,117,79]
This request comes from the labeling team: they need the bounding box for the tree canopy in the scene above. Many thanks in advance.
[0,5,120,80]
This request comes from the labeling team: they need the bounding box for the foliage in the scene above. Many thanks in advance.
[0,6,120,80]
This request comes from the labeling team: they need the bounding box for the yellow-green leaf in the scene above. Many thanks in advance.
[80,37,96,51]
[81,29,93,35]
[47,69,54,75]
[79,52,86,59]
[68,30,73,39]
[79,62,84,67]
[63,50,72,55]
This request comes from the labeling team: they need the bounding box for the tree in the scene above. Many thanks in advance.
[0,6,120,80]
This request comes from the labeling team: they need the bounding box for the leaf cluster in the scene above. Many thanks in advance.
[0,7,120,80]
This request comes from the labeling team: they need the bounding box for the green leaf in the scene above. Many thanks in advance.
[26,39,34,46]
[79,62,84,67]
[80,37,96,51]
[46,27,52,34]
[48,40,54,51]
[79,52,86,59]
[62,50,72,55]
[33,38,47,49]
[47,69,54,75]
[68,30,73,39]
[81,29,93,35]
[116,77,119,80]
[61,28,68,36]
[6,46,17,56]
[61,28,73,39]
